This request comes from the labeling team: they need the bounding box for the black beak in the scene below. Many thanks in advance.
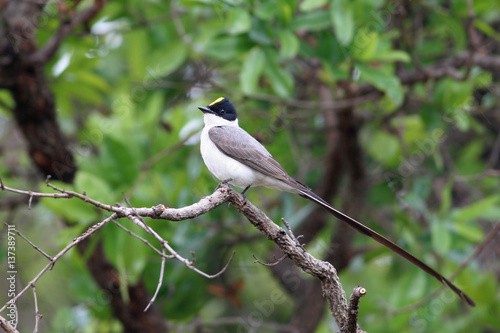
[198,106,214,114]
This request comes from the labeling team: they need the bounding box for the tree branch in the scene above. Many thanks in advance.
[0,177,356,330]
[343,287,367,333]
[29,0,108,64]
[228,191,350,328]
[0,314,19,333]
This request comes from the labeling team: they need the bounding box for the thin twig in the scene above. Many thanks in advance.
[0,214,117,313]
[32,284,42,333]
[281,218,304,249]
[144,248,167,312]
[5,223,53,262]
[29,0,108,64]
[252,253,287,267]
[125,215,236,278]
[112,219,173,259]
[44,176,122,213]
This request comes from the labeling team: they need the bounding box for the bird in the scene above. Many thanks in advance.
[197,96,475,307]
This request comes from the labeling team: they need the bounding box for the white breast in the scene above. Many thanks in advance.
[200,114,299,193]
[200,118,259,189]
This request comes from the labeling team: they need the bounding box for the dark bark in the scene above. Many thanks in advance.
[1,0,76,182]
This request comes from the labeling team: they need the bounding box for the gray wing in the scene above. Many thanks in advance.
[209,126,305,189]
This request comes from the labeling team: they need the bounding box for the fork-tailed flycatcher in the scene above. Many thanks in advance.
[198,96,475,307]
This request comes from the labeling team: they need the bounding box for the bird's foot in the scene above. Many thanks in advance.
[215,178,233,191]
[240,185,251,199]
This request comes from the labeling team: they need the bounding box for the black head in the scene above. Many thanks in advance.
[198,97,237,121]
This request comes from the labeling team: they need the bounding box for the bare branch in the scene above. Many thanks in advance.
[112,219,172,259]
[228,188,351,329]
[0,314,19,333]
[252,253,287,266]
[0,214,117,313]
[343,286,367,333]
[29,0,109,64]
[5,223,53,262]
[144,248,167,312]
[32,284,42,333]
[0,176,232,220]
[125,214,236,279]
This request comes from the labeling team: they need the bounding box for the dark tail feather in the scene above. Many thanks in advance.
[299,189,476,307]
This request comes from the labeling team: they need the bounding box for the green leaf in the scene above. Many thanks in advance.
[358,64,404,107]
[254,1,278,21]
[431,216,451,255]
[40,181,98,225]
[264,51,294,98]
[103,224,148,285]
[205,35,253,60]
[364,130,401,168]
[454,222,484,243]
[450,195,500,223]
[330,0,354,45]
[372,49,411,63]
[278,30,300,58]
[440,180,453,215]
[290,11,331,31]
[74,171,114,204]
[99,135,141,190]
[475,19,500,41]
[126,29,148,80]
[148,41,187,78]
[352,28,379,61]
[300,0,328,12]
[240,47,266,95]
[226,8,252,35]
[74,70,111,93]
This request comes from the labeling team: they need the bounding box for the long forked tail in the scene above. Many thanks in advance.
[299,189,476,307]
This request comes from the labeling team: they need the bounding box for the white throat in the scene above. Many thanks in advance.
[203,113,239,128]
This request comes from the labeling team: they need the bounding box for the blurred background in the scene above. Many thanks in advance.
[0,0,499,332]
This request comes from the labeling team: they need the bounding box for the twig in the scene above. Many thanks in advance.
[125,214,236,278]
[29,0,108,64]
[0,314,19,333]
[144,248,167,312]
[0,214,117,313]
[44,176,122,213]
[252,253,287,266]
[343,286,367,333]
[32,284,42,333]
[281,218,304,248]
[5,223,53,262]
[112,219,172,259]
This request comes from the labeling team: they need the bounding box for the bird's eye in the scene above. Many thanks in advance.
[220,109,225,114]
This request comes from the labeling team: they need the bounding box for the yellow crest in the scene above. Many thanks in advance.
[209,97,225,106]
